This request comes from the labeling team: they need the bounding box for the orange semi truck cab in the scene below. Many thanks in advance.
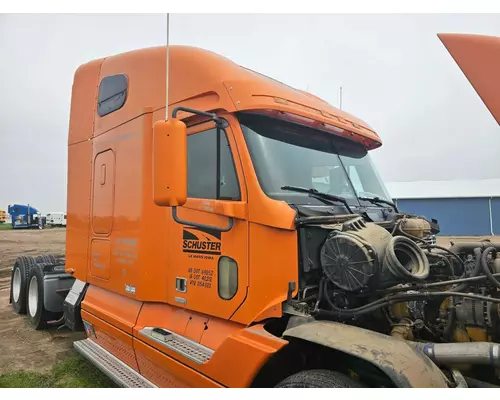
[10,42,500,388]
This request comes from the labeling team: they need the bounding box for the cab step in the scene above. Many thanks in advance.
[74,339,156,388]
[139,327,214,364]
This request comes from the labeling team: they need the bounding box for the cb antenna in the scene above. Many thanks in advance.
[165,13,170,121]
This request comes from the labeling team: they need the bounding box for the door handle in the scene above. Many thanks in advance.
[175,277,187,293]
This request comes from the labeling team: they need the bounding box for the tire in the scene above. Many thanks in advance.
[35,254,57,265]
[25,264,60,330]
[274,369,365,388]
[10,255,37,314]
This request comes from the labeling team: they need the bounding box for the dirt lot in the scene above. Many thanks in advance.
[1,228,500,377]
[0,228,84,374]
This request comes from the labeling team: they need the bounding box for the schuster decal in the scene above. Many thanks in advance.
[182,226,222,255]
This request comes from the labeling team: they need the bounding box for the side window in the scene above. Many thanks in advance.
[187,128,240,200]
[97,74,128,117]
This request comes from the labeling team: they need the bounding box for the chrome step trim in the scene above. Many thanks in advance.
[139,327,214,364]
[74,339,156,388]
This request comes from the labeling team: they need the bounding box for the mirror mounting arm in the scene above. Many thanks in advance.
[172,106,227,128]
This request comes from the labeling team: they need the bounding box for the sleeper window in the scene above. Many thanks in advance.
[97,74,128,117]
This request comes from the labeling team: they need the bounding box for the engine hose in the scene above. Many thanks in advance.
[378,272,500,294]
[481,246,500,289]
[313,278,326,312]
[321,280,390,317]
[449,248,483,292]
[422,245,464,276]
[318,279,500,319]
[425,252,455,277]
[383,236,430,282]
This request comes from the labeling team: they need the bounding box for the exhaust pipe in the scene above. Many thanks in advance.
[410,341,500,367]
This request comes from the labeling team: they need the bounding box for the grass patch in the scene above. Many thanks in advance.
[0,224,12,230]
[0,355,117,388]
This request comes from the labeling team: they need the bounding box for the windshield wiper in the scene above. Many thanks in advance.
[358,196,399,213]
[281,185,354,214]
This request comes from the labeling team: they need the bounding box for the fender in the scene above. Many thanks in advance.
[283,320,449,388]
[42,272,75,313]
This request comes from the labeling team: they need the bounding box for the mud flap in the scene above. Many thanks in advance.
[283,320,449,388]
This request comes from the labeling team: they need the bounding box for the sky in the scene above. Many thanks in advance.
[1,13,500,212]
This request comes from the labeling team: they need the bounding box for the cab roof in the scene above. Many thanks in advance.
[69,46,381,149]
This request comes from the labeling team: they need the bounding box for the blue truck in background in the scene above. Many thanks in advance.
[8,204,45,229]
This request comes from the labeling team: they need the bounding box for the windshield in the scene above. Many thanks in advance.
[238,113,392,206]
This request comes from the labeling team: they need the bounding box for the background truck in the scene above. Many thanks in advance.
[45,212,67,227]
[0,210,6,224]
[7,33,500,388]
[8,204,44,229]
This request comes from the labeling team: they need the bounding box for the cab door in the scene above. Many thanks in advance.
[167,120,248,321]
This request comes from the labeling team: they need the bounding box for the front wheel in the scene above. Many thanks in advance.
[275,369,365,388]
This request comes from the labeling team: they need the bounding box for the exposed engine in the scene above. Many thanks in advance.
[291,212,500,385]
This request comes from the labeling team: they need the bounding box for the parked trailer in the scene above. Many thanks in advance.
[8,34,500,388]
[45,212,67,227]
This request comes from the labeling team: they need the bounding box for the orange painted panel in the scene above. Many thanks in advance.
[200,317,241,350]
[199,325,288,387]
[89,239,111,281]
[184,314,209,342]
[82,309,139,371]
[87,115,154,300]
[68,59,103,145]
[134,339,221,388]
[81,285,142,335]
[224,80,380,148]
[94,47,235,138]
[91,149,115,235]
[439,33,500,125]
[65,141,92,281]
[134,301,287,388]
[134,303,191,337]
[88,46,379,148]
[231,223,298,324]
[167,214,248,319]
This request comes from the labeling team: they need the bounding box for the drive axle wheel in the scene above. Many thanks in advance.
[26,265,59,330]
[10,256,37,314]
[275,369,365,388]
